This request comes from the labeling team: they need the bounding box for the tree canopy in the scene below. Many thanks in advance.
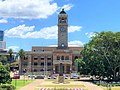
[80,31,120,81]
[0,62,11,84]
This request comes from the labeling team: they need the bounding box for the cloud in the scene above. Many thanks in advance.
[85,32,95,38]
[49,40,84,47]
[7,46,20,52]
[68,26,82,32]
[5,24,82,39]
[5,24,35,38]
[68,40,84,46]
[0,18,8,23]
[0,0,73,19]
[0,0,58,19]
[61,4,73,11]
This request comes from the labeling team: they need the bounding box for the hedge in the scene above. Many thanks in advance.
[0,84,15,90]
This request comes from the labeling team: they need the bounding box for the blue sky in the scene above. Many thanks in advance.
[0,0,120,51]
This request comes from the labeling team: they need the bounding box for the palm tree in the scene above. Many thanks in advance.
[18,49,25,74]
[8,49,13,71]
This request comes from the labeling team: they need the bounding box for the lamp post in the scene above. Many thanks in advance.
[44,56,47,76]
[46,56,47,76]
[44,56,45,76]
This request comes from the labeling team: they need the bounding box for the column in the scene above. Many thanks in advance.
[70,64,72,73]
[64,64,66,73]
[53,64,55,74]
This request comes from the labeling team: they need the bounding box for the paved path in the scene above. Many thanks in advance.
[19,79,104,90]
[81,81,104,90]
[19,79,44,90]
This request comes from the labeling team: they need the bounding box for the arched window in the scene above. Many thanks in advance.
[65,56,69,60]
[61,43,65,47]
[34,69,37,72]
[57,56,60,60]
[75,56,78,59]
[61,56,64,60]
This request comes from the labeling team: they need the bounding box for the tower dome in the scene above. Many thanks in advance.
[59,9,66,14]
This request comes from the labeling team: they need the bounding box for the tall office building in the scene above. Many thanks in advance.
[0,31,6,50]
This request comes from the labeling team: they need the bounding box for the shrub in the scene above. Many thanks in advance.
[0,84,15,90]
[95,82,120,87]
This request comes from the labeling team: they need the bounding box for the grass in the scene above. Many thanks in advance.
[103,87,120,90]
[11,79,34,90]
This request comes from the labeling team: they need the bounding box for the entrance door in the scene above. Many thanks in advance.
[55,66,59,73]
[63,66,64,73]
[66,65,70,73]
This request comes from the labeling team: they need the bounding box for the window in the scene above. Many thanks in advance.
[24,56,28,60]
[47,63,51,66]
[47,69,51,71]
[75,56,78,59]
[61,56,64,60]
[41,56,44,60]
[24,62,27,66]
[47,56,51,60]
[40,69,44,71]
[57,56,60,60]
[34,62,38,66]
[60,18,66,23]
[34,69,37,72]
[41,62,44,66]
[61,43,65,47]
[34,56,38,60]
[65,56,69,60]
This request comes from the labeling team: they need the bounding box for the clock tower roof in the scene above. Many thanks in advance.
[59,9,66,14]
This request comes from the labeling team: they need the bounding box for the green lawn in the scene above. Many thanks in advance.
[103,87,120,90]
[11,79,34,90]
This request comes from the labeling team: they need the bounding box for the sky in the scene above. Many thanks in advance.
[0,0,120,52]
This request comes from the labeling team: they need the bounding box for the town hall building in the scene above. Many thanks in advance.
[19,9,83,75]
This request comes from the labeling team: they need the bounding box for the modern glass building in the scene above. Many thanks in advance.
[0,31,4,41]
[0,31,6,49]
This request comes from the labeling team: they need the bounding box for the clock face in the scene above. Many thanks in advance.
[61,27,65,32]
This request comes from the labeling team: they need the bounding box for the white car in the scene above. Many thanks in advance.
[64,75,68,79]
[70,73,80,79]
[48,75,57,79]
[28,75,36,79]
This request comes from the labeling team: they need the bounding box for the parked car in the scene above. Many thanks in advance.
[35,75,44,79]
[64,75,68,79]
[12,74,20,79]
[48,75,57,79]
[70,75,80,79]
[28,75,36,79]
[70,73,80,79]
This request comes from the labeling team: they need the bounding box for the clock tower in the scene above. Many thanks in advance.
[58,9,68,49]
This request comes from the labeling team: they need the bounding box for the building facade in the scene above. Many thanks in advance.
[20,9,83,74]
[0,31,6,50]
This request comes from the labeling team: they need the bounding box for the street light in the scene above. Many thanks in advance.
[44,56,48,76]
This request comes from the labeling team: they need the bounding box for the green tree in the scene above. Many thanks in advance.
[0,55,7,65]
[0,62,12,84]
[81,31,120,81]
[18,49,26,74]
[5,64,10,72]
[75,58,85,74]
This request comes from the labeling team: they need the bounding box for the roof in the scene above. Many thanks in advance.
[59,9,66,14]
